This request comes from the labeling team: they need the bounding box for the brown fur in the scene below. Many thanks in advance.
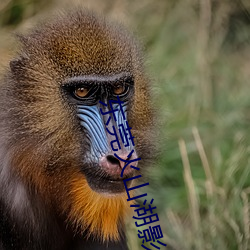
[0,9,153,245]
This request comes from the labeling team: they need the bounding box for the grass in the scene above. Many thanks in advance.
[1,0,250,249]
[140,1,250,249]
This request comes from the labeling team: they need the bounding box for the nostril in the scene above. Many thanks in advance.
[106,155,120,165]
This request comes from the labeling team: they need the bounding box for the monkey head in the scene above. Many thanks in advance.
[0,10,153,242]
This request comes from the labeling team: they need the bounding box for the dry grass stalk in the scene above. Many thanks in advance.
[179,138,203,249]
[241,191,250,250]
[192,126,214,195]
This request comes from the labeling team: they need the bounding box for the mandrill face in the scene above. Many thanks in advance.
[62,73,137,194]
[0,10,154,242]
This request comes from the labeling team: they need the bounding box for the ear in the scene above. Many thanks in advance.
[9,57,26,75]
[15,33,29,44]
[10,58,21,73]
[10,34,29,73]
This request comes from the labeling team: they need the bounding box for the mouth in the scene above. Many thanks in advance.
[81,163,134,194]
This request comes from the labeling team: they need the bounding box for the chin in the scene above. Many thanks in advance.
[65,171,133,241]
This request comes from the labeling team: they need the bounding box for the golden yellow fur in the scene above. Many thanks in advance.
[68,174,133,241]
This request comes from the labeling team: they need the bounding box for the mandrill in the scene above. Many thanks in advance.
[0,9,153,250]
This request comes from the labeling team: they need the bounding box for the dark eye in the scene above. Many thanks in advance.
[74,87,89,98]
[113,84,125,95]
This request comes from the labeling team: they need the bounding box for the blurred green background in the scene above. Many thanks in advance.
[1,0,250,249]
